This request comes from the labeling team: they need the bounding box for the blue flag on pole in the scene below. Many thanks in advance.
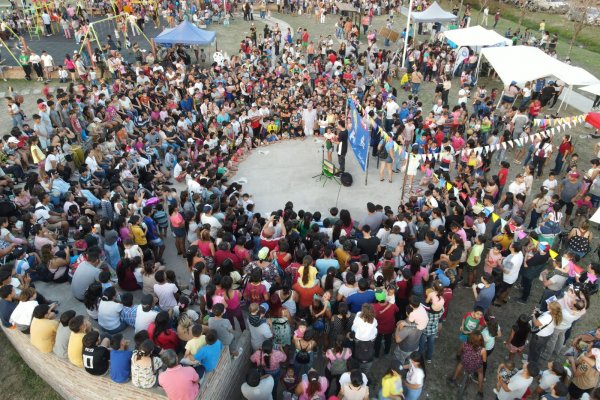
[348,102,370,171]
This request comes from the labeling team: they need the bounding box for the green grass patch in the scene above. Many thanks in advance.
[0,331,61,400]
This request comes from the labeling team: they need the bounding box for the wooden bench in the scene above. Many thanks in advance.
[1,327,252,400]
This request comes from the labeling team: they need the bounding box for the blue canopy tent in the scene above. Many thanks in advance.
[154,21,216,46]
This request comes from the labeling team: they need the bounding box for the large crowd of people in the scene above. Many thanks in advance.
[0,1,599,400]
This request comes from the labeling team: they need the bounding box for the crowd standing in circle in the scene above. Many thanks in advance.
[0,1,600,400]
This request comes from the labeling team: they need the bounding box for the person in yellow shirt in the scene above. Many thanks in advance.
[380,368,404,398]
[67,315,91,367]
[30,304,59,353]
[29,135,47,179]
[297,255,318,288]
[182,324,206,365]
[130,215,148,246]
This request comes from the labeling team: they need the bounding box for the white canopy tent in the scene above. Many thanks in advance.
[580,83,600,97]
[551,64,599,112]
[443,25,512,49]
[479,46,557,85]
[478,45,600,110]
[411,1,458,23]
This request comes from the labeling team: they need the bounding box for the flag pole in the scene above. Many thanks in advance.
[365,133,370,186]
[401,0,414,68]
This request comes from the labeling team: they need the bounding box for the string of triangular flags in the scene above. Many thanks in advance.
[349,96,588,165]
[533,114,586,129]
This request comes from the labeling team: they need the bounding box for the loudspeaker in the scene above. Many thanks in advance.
[340,172,353,187]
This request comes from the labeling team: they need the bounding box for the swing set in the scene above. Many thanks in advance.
[77,12,156,67]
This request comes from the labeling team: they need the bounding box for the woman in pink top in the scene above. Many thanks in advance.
[484,243,503,275]
[250,339,287,395]
[426,281,446,312]
[195,229,215,257]
[295,369,329,400]
[409,254,429,299]
[222,275,245,331]
[169,205,186,255]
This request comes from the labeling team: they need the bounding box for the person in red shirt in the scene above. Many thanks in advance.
[551,134,573,174]
[395,269,412,320]
[292,280,323,310]
[373,289,399,357]
[301,28,310,47]
[214,242,242,271]
[497,161,510,199]
[528,98,541,119]
[434,128,445,147]
[148,311,180,351]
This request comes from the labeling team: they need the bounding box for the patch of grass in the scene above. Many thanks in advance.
[0,331,61,400]
[436,0,600,78]
[466,0,600,53]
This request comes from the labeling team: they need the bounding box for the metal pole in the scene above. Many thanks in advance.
[474,50,482,83]
[78,28,91,54]
[86,37,95,67]
[0,37,22,65]
[365,133,370,186]
[401,0,413,68]
[557,85,570,113]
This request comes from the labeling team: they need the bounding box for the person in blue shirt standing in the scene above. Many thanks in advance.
[346,279,376,313]
[193,329,223,379]
[143,206,165,262]
[399,101,410,121]
[109,334,133,383]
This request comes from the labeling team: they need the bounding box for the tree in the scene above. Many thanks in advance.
[567,0,596,57]
[516,0,528,30]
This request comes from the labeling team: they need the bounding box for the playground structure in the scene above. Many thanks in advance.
[76,12,157,67]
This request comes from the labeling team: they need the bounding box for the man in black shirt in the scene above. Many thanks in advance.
[357,225,380,261]
[82,330,111,376]
[337,120,348,172]
[518,246,550,303]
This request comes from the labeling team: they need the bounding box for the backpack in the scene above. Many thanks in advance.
[295,343,311,364]
[330,349,348,375]
[378,144,388,159]
[353,339,375,363]
[30,265,55,283]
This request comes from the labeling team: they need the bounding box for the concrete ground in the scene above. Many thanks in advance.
[232,138,408,218]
